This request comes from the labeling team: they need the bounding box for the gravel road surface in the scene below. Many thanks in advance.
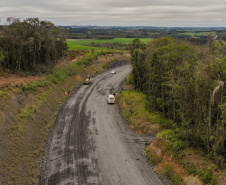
[40,64,164,185]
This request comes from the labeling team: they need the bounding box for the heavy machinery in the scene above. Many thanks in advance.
[84,75,92,84]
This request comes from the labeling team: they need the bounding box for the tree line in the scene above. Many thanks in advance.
[0,17,67,74]
[130,37,226,167]
[64,26,226,44]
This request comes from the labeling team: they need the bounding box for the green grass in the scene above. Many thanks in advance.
[66,38,153,50]
[67,42,107,50]
[117,90,172,134]
[118,90,171,126]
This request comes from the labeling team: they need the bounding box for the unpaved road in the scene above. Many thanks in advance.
[41,64,164,185]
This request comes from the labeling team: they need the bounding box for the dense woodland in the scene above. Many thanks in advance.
[130,37,226,168]
[0,18,67,74]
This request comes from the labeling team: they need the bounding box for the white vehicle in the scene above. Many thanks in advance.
[107,94,115,104]
[111,70,116,74]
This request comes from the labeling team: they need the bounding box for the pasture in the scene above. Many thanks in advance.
[66,38,152,50]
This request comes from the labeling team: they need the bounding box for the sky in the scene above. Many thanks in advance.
[0,0,226,27]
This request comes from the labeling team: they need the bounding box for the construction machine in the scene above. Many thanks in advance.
[84,75,92,84]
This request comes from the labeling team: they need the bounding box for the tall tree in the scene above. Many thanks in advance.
[0,17,67,73]
[130,38,226,160]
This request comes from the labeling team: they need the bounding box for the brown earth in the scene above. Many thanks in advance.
[148,139,226,185]
[149,140,203,185]
[0,75,46,88]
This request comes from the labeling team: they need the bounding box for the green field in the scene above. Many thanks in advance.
[66,38,152,50]
[66,42,107,50]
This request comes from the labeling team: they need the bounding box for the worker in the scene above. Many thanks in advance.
[65,90,71,97]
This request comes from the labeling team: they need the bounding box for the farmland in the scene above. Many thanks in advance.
[66,38,152,50]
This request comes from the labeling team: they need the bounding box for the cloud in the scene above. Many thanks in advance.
[0,0,226,26]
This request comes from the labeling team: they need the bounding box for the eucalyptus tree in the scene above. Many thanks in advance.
[130,38,146,90]
[144,37,197,122]
[130,38,226,160]
[0,17,67,73]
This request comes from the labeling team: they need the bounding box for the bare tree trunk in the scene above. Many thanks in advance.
[173,100,176,123]
[207,125,210,154]
[186,127,189,147]
[209,90,211,133]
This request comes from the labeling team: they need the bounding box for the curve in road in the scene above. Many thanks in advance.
[41,64,164,185]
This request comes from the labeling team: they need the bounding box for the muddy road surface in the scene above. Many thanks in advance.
[41,64,164,185]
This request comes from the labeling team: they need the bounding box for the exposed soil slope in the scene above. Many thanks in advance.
[0,52,130,184]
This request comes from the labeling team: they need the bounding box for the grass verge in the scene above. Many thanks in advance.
[118,88,224,185]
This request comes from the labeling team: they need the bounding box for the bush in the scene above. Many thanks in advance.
[158,129,177,142]
[173,140,184,152]
[62,63,78,76]
[47,74,58,84]
[145,147,162,165]
[19,105,33,119]
[27,80,50,91]
[200,167,217,185]
[128,71,133,84]
[0,90,8,98]
[163,164,185,185]
[158,129,185,154]
[47,70,67,84]
[186,164,197,175]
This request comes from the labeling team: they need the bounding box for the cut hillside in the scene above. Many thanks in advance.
[0,51,130,184]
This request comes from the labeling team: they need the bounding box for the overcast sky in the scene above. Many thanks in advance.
[0,0,226,27]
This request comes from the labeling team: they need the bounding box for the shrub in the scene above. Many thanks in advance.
[158,129,185,154]
[200,167,217,185]
[27,80,50,91]
[163,164,185,185]
[158,129,177,142]
[19,105,33,119]
[186,164,197,175]
[0,90,8,98]
[62,63,78,76]
[173,140,184,152]
[145,147,162,165]
[128,71,133,84]
[47,74,58,84]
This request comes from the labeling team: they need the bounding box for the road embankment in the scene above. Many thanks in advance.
[0,52,130,184]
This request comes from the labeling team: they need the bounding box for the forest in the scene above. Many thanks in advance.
[130,37,226,168]
[0,17,67,74]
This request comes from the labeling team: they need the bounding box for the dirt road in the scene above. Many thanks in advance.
[41,64,164,185]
